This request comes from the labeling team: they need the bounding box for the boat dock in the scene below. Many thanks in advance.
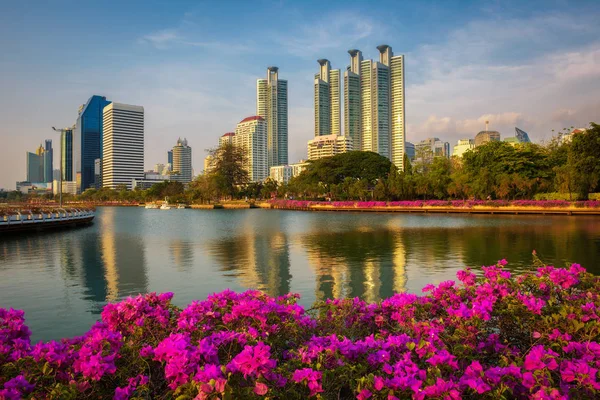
[0,208,95,234]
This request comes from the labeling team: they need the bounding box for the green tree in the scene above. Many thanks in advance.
[291,151,393,199]
[188,174,218,204]
[568,123,600,200]
[260,179,278,199]
[208,143,249,199]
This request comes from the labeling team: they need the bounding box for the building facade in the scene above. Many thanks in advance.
[344,50,362,150]
[269,160,309,184]
[61,128,73,181]
[219,132,235,147]
[26,146,44,183]
[94,158,102,188]
[269,165,293,184]
[453,139,475,158]
[102,103,144,190]
[307,134,353,160]
[474,130,501,147]
[73,95,111,193]
[257,67,288,168]
[232,116,268,182]
[43,140,53,183]
[314,59,341,137]
[343,46,405,169]
[203,155,213,173]
[416,138,450,162]
[171,138,192,183]
[504,127,532,146]
[405,142,415,161]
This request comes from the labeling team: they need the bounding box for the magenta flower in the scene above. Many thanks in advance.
[292,368,323,397]
[254,382,268,395]
[227,342,276,379]
[524,345,559,371]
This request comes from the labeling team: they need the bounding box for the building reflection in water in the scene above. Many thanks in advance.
[169,240,194,271]
[205,216,291,297]
[81,207,148,307]
[301,225,407,303]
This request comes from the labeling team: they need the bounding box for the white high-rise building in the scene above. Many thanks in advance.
[219,132,235,147]
[307,134,353,160]
[344,50,362,149]
[102,103,144,189]
[232,116,268,182]
[453,139,475,158]
[314,59,341,137]
[257,67,288,168]
[269,160,309,184]
[344,46,405,169]
[171,138,192,183]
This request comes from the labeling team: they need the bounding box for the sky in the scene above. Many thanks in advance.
[1,0,600,189]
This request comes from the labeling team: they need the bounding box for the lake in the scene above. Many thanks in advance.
[1,206,599,341]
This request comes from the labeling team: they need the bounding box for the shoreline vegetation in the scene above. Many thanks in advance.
[1,258,600,399]
[2,124,600,208]
[3,200,600,215]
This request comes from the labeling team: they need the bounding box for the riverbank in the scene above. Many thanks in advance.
[265,199,600,216]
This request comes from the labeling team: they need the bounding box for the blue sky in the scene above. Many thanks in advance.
[1,0,600,189]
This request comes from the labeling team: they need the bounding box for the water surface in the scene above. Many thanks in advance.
[1,207,599,341]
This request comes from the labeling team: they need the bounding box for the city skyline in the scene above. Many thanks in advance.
[2,0,600,188]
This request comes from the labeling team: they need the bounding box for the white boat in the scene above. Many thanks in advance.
[177,204,186,209]
[145,203,159,209]
[160,198,172,210]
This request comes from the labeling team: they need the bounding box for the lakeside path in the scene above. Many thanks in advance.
[8,200,600,215]
[260,200,600,216]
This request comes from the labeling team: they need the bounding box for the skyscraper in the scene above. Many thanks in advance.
[26,142,53,183]
[232,116,268,182]
[344,50,362,149]
[26,145,44,183]
[257,67,288,168]
[389,51,406,168]
[102,103,144,189]
[344,46,406,169]
[73,95,111,193]
[61,128,73,181]
[43,140,53,183]
[171,138,192,183]
[314,59,340,137]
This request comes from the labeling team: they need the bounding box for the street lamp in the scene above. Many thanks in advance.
[51,126,68,207]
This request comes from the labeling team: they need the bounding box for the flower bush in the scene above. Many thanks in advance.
[2,259,600,399]
[271,199,600,209]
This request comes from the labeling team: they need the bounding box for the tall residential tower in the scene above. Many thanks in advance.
[257,67,288,168]
[171,138,192,183]
[344,49,362,149]
[314,59,340,137]
[343,46,406,169]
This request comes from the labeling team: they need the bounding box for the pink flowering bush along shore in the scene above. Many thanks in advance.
[2,258,600,399]
[270,199,600,209]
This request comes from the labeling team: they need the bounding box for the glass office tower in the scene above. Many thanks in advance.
[73,95,111,192]
[62,128,73,181]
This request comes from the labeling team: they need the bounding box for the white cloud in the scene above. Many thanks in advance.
[140,30,180,49]
[405,12,600,146]
[274,11,380,56]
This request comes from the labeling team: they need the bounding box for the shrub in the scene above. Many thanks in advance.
[2,260,600,399]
